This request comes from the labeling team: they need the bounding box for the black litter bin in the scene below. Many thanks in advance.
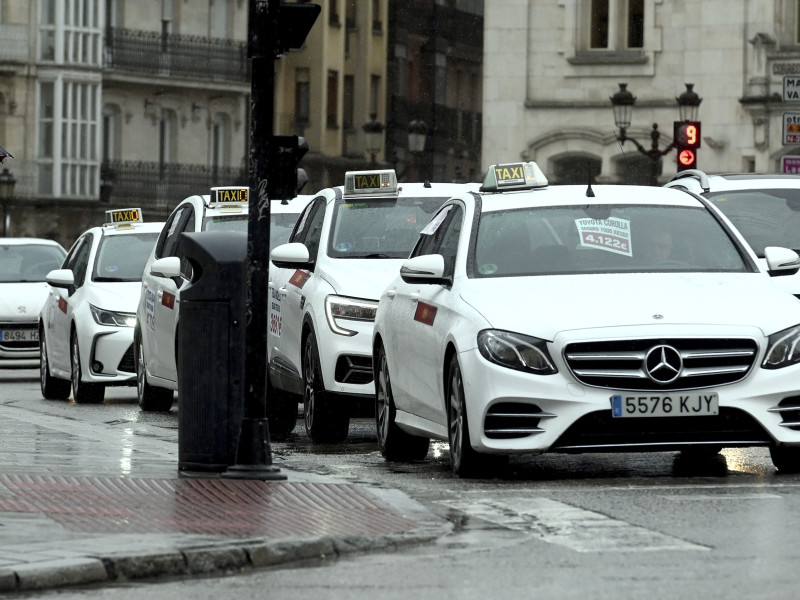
[176,231,247,473]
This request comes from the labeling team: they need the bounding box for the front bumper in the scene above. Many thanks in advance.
[458,346,800,455]
[316,318,375,399]
[78,324,136,385]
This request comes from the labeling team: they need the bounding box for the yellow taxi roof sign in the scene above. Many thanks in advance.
[480,161,548,192]
[105,208,143,227]
[344,169,398,197]
[210,186,249,206]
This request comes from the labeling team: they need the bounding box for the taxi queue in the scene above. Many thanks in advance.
[7,160,800,478]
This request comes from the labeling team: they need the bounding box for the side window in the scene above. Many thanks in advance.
[157,205,194,259]
[411,205,459,259]
[302,202,327,263]
[70,234,93,289]
[290,197,324,245]
[437,207,464,278]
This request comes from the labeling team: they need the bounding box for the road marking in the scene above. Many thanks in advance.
[439,497,709,552]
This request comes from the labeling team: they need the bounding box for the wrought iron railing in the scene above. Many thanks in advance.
[101,160,247,208]
[104,28,250,82]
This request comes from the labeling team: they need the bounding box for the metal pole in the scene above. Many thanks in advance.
[224,0,285,480]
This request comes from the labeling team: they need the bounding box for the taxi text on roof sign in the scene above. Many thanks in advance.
[105,208,143,225]
[344,169,398,197]
[211,186,249,205]
[481,161,548,192]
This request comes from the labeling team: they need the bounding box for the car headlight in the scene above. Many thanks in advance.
[477,329,557,375]
[763,324,800,369]
[89,304,136,328]
[325,295,378,336]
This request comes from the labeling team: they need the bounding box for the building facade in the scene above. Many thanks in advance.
[483,0,800,185]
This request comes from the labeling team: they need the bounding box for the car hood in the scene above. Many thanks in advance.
[85,281,143,312]
[0,282,50,321]
[460,272,800,340]
[321,259,405,301]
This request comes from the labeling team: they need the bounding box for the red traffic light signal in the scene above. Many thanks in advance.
[674,121,701,171]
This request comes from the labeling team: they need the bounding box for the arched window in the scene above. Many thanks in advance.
[551,155,602,185]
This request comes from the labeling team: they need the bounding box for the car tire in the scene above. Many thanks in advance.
[770,445,800,473]
[267,373,298,441]
[39,330,70,400]
[303,329,349,443]
[71,331,104,404]
[446,353,498,478]
[375,343,429,461]
[136,335,174,412]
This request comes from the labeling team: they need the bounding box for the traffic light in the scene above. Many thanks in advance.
[674,121,701,171]
[268,135,309,201]
[276,2,321,56]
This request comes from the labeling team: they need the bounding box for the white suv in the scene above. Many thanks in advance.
[665,170,800,298]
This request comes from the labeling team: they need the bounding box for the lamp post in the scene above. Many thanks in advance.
[407,118,428,181]
[362,113,384,166]
[0,168,16,237]
[610,83,702,186]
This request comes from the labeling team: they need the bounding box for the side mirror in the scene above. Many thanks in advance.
[150,256,183,287]
[271,242,313,270]
[400,254,451,286]
[46,269,76,296]
[764,246,800,277]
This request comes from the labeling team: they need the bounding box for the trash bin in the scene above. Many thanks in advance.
[176,231,247,473]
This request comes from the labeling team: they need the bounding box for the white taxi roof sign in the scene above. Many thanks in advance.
[210,186,248,205]
[105,208,143,226]
[481,161,548,192]
[344,169,398,197]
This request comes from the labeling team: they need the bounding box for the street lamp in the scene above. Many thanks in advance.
[362,113,385,166]
[610,82,702,186]
[0,168,16,237]
[407,118,428,181]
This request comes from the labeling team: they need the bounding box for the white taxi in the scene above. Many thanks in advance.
[134,187,312,413]
[372,162,800,477]
[0,238,66,363]
[269,169,477,443]
[39,209,163,403]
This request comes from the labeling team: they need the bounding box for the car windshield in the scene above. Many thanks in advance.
[0,244,65,283]
[472,204,749,277]
[329,196,446,258]
[202,215,248,232]
[93,232,160,282]
[705,189,800,257]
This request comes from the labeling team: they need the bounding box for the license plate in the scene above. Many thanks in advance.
[1,329,39,342]
[611,393,719,418]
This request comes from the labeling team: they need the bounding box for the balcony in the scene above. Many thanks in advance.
[101,160,247,208]
[104,28,250,83]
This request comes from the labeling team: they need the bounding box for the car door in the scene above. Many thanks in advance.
[391,204,465,424]
[47,234,93,373]
[149,204,194,382]
[271,197,327,379]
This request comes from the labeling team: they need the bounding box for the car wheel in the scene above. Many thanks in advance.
[267,372,298,441]
[303,329,349,443]
[136,335,174,412]
[39,330,70,400]
[446,354,491,478]
[770,445,800,473]
[375,343,429,461]
[71,331,104,404]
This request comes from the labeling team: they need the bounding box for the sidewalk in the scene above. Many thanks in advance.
[0,402,449,593]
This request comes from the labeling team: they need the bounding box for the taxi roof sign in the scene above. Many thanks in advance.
[209,186,248,206]
[105,208,143,227]
[344,169,398,197]
[480,161,548,192]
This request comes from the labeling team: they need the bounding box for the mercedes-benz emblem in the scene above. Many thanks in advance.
[644,344,683,384]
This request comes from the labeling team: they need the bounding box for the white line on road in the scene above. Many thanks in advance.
[439,497,709,553]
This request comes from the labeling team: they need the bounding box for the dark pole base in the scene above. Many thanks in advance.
[222,418,287,481]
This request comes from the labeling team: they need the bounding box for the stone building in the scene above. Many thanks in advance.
[483,0,800,184]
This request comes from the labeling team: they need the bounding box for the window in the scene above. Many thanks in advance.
[552,155,602,185]
[39,0,102,65]
[329,0,340,25]
[158,109,178,174]
[370,75,381,117]
[582,0,644,52]
[295,68,310,124]
[327,70,339,128]
[372,0,382,33]
[38,79,101,198]
[343,75,354,130]
[211,113,230,172]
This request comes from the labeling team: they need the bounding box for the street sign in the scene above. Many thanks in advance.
[782,155,800,174]
[784,76,800,101]
[783,113,800,145]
